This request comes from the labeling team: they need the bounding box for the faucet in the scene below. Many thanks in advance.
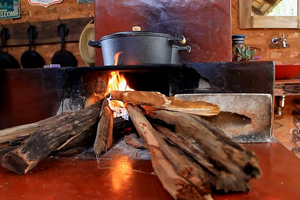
[272,34,286,48]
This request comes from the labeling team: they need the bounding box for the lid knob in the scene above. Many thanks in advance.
[132,26,141,31]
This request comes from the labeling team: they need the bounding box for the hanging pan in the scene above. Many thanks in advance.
[0,27,19,69]
[51,20,78,67]
[21,25,45,68]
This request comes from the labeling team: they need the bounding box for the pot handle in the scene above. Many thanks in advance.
[169,35,186,44]
[88,40,101,48]
[178,45,192,52]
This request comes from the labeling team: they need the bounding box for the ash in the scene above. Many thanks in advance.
[75,138,151,161]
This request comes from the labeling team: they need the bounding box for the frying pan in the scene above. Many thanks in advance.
[21,25,45,68]
[51,23,77,67]
[0,28,19,69]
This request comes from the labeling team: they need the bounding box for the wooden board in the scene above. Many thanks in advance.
[3,17,92,47]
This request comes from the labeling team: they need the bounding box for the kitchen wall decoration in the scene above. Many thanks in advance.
[28,0,63,8]
[77,0,93,4]
[0,0,20,20]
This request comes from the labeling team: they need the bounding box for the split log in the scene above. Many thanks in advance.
[154,124,248,192]
[0,117,69,149]
[1,99,104,175]
[56,126,96,151]
[51,146,89,156]
[124,132,146,149]
[110,91,220,116]
[126,104,211,200]
[94,99,114,156]
[148,109,261,192]
[151,128,212,198]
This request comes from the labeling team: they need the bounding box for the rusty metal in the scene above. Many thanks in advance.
[175,93,273,143]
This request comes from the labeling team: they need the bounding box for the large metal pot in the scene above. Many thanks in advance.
[88,30,186,65]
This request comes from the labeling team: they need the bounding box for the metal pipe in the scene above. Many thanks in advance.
[272,34,286,48]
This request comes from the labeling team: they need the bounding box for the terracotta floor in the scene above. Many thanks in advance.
[1,99,300,200]
[1,141,300,200]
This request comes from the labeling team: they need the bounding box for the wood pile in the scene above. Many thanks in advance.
[0,91,261,200]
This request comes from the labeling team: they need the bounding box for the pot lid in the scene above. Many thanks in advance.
[79,20,95,66]
[100,31,172,41]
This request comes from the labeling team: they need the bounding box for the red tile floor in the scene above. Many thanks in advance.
[0,141,300,200]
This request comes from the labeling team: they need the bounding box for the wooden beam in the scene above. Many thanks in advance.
[3,17,92,47]
[252,16,298,28]
[239,0,253,28]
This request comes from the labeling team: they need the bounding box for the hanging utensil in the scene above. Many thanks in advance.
[21,23,45,68]
[0,25,19,69]
[51,18,77,67]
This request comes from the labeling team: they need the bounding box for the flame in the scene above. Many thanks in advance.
[106,52,134,118]
[107,71,133,94]
[107,51,133,94]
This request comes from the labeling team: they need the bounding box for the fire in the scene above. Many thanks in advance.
[106,71,133,94]
[106,52,134,119]
[106,51,133,94]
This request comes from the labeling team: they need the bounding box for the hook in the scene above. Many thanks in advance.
[26,20,32,26]
[58,17,63,25]
[90,14,94,22]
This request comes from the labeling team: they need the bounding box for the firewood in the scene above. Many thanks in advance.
[0,118,65,148]
[110,91,220,116]
[0,147,17,159]
[94,99,114,156]
[1,99,104,175]
[124,132,146,149]
[51,146,89,156]
[148,110,261,192]
[154,124,216,172]
[56,126,96,151]
[126,104,211,200]
[84,93,104,108]
[113,117,134,135]
[151,129,212,198]
[154,124,249,192]
[150,147,205,200]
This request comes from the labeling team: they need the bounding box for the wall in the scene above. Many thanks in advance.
[232,0,300,64]
[94,0,232,65]
[1,0,94,67]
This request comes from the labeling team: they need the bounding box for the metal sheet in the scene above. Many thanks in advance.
[175,93,274,143]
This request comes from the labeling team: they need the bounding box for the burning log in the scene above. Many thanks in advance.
[126,104,212,200]
[110,91,220,116]
[1,99,104,175]
[94,99,114,156]
[147,109,261,192]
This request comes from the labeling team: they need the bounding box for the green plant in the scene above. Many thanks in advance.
[233,44,262,61]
